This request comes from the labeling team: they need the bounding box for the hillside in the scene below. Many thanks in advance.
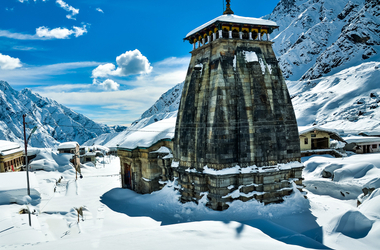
[265,0,380,80]
[0,81,112,148]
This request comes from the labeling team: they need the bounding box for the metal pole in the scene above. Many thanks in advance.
[22,114,32,227]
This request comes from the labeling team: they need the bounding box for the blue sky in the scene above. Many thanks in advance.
[0,0,279,126]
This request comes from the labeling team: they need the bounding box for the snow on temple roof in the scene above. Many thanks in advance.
[118,118,176,150]
[57,141,79,150]
[0,140,22,156]
[186,14,278,38]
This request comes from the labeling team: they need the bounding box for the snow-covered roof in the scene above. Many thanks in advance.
[0,140,23,156]
[118,118,176,150]
[57,141,79,150]
[150,146,171,154]
[186,14,278,38]
[343,136,380,145]
[94,145,109,153]
[358,131,380,137]
[298,126,344,142]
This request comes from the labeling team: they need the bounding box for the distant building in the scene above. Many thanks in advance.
[344,136,380,154]
[58,141,80,169]
[298,126,346,157]
[0,140,24,173]
[58,142,79,154]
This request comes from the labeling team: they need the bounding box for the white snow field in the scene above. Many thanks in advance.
[1,150,380,250]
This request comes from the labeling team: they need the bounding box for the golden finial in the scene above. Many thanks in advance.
[223,0,234,15]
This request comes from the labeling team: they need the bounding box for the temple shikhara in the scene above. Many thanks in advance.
[118,1,304,210]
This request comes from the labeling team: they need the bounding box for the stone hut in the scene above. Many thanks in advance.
[0,140,24,173]
[117,118,175,194]
[173,2,303,210]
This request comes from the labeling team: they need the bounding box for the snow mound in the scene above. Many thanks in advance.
[332,163,376,182]
[359,188,380,219]
[329,210,373,238]
[303,154,380,200]
[29,148,73,172]
[0,172,40,205]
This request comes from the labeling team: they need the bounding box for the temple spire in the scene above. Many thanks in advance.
[223,0,234,15]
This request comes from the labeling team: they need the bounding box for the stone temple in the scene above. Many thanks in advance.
[118,1,304,210]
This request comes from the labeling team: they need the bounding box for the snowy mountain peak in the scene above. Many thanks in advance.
[266,0,380,81]
[0,81,113,148]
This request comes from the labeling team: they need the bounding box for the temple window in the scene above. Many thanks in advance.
[252,31,258,40]
[232,29,239,39]
[242,30,249,40]
[222,28,229,38]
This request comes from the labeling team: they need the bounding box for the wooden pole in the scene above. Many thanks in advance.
[22,114,32,227]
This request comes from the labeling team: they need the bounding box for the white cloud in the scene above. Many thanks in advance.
[0,53,22,70]
[96,8,104,13]
[92,49,152,78]
[93,79,120,91]
[3,56,189,124]
[0,26,87,40]
[0,61,100,85]
[92,63,116,78]
[36,25,87,39]
[56,0,79,20]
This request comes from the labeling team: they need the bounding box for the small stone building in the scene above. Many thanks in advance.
[117,118,175,193]
[0,140,24,173]
[298,126,346,157]
[58,141,80,169]
[344,136,380,154]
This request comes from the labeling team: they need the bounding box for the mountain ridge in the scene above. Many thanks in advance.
[0,80,113,148]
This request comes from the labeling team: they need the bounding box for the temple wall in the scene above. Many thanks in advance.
[174,165,304,210]
[174,39,301,171]
[118,140,173,194]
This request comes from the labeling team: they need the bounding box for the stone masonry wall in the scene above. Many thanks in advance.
[174,38,301,170]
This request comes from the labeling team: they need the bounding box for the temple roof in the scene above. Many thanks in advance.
[185,14,278,39]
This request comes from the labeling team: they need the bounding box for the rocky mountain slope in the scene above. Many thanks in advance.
[265,0,380,80]
[0,81,112,148]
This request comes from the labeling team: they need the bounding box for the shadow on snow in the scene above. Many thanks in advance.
[100,183,329,250]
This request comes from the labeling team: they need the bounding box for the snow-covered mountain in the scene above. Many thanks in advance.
[82,81,184,147]
[265,0,380,80]
[289,61,380,131]
[0,81,112,148]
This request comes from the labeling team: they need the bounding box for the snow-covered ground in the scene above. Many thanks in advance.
[1,150,379,249]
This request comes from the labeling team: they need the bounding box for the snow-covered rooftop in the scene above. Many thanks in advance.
[186,14,278,38]
[343,136,380,145]
[298,126,344,142]
[118,118,176,150]
[150,146,171,154]
[0,140,22,156]
[57,141,79,150]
